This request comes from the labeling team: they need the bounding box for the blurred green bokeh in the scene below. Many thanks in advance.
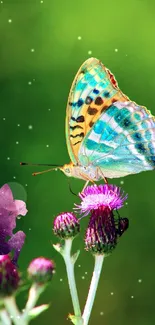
[0,0,155,324]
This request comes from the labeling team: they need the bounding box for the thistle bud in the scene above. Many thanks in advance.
[53,212,80,239]
[0,255,20,297]
[28,257,55,284]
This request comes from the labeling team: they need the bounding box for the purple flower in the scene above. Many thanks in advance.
[0,254,20,297]
[0,184,28,263]
[75,184,128,255]
[28,257,55,284]
[75,184,127,216]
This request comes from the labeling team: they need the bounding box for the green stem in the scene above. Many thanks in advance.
[0,309,11,325]
[4,296,26,325]
[63,239,82,324]
[22,284,44,322]
[82,255,105,325]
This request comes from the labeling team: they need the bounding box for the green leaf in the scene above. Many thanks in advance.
[71,250,80,264]
[53,243,64,254]
[68,314,83,325]
[28,304,49,319]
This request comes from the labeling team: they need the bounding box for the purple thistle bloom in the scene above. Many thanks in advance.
[28,257,55,284]
[0,184,28,264]
[0,254,20,297]
[76,184,127,216]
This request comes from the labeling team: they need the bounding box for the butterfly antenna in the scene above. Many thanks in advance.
[20,162,60,176]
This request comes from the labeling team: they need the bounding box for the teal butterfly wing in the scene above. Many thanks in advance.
[66,58,128,166]
[78,101,155,178]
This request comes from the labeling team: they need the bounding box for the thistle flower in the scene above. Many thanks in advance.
[0,184,27,264]
[53,212,80,239]
[28,257,55,284]
[0,254,20,297]
[76,184,128,255]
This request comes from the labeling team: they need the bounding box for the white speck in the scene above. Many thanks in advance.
[131,295,134,299]
[40,0,43,3]
[17,216,21,220]
[120,180,124,185]
[8,19,12,23]
[1,1,3,3]
[110,292,114,296]
[17,123,20,127]
[46,144,49,148]
[125,202,128,206]
[78,265,81,267]
[3,117,6,121]
[17,316,20,320]
[28,125,33,130]
[33,78,35,82]
[25,184,28,187]
[60,278,63,282]
[13,176,16,179]
[88,50,92,55]
[85,272,88,275]
[82,276,85,279]
[7,157,10,160]
[30,48,35,52]
[29,228,31,231]
[22,309,25,313]
[48,108,51,111]
[28,81,32,85]
[115,48,118,52]
[77,36,82,40]
[138,279,142,283]
[10,315,13,319]
[16,141,19,145]
[100,312,104,316]
[126,54,128,57]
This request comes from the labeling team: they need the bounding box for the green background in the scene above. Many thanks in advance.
[0,0,155,324]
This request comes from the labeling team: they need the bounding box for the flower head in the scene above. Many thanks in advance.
[76,184,127,216]
[0,254,20,297]
[53,212,80,239]
[28,257,55,284]
[0,184,28,264]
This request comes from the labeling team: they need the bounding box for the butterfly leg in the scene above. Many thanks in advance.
[82,180,89,191]
[97,167,108,184]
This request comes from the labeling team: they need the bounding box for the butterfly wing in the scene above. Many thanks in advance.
[66,57,128,165]
[78,101,155,178]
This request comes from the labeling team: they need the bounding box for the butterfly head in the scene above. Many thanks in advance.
[60,163,75,177]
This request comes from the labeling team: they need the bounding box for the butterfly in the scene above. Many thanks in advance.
[22,58,155,186]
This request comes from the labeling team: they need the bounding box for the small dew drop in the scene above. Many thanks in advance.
[85,271,88,275]
[40,0,43,3]
[125,202,128,206]
[25,184,28,187]
[1,1,3,3]
[17,216,21,220]
[115,48,118,52]
[16,141,19,145]
[7,157,10,160]
[17,124,20,127]
[30,48,35,52]
[22,309,25,313]
[78,264,81,267]
[8,19,12,23]
[13,176,16,179]
[131,295,134,299]
[28,81,32,85]
[77,36,82,40]
[48,108,51,111]
[138,279,142,283]
[46,144,49,148]
[28,125,33,130]
[10,315,14,319]
[100,312,104,316]
[3,117,6,121]
[29,228,31,231]
[60,278,63,282]
[120,180,124,185]
[17,316,20,320]
[82,276,85,280]
[110,292,114,296]
[33,78,35,82]
[88,50,92,55]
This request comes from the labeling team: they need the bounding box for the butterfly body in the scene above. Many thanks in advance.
[63,57,155,182]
